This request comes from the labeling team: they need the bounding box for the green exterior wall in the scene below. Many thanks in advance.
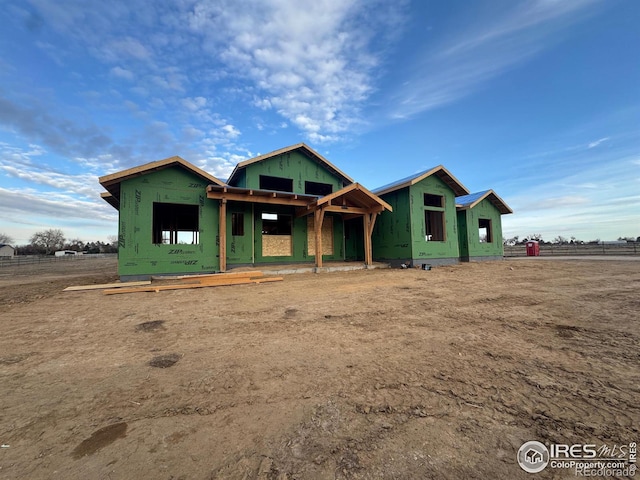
[373,175,460,266]
[408,175,460,264]
[225,201,254,265]
[457,198,505,261]
[371,189,412,262]
[231,150,346,193]
[117,166,219,278]
[344,218,365,261]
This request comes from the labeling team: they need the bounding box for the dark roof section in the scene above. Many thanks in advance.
[226,143,354,186]
[456,189,513,214]
[373,165,470,197]
[98,156,224,210]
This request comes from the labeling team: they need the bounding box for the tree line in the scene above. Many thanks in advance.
[503,234,640,246]
[0,229,117,255]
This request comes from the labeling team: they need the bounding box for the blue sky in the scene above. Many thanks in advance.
[0,0,638,245]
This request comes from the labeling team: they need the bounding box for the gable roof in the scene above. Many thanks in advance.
[314,182,393,212]
[227,143,354,185]
[372,165,470,197]
[456,189,513,214]
[98,156,224,210]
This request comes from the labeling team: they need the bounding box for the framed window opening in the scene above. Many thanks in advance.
[425,210,445,241]
[305,180,333,196]
[261,212,293,256]
[479,218,493,243]
[423,193,444,208]
[153,203,200,244]
[259,175,293,192]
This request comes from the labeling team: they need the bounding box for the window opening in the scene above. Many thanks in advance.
[259,175,293,192]
[305,181,333,196]
[153,203,199,244]
[261,213,293,256]
[425,210,445,241]
[424,193,444,208]
[479,218,493,243]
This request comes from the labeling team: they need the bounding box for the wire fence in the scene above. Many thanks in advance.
[503,243,639,257]
[0,253,117,268]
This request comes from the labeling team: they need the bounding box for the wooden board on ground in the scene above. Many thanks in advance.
[175,271,264,280]
[103,276,283,295]
[64,281,152,292]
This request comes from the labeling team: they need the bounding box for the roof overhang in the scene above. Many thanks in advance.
[206,185,319,206]
[227,143,354,186]
[99,156,224,210]
[374,165,470,197]
[456,189,513,215]
[207,182,392,219]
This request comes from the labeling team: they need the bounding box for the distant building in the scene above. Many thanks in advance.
[0,244,15,258]
[54,250,79,257]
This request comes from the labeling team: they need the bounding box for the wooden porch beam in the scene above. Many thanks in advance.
[219,199,227,272]
[363,213,372,266]
[314,208,325,268]
[207,191,311,206]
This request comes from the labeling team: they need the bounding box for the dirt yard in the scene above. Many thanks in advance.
[0,258,638,479]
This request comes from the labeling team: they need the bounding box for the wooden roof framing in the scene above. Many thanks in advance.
[227,143,354,186]
[206,184,319,206]
[295,183,393,218]
[99,156,224,210]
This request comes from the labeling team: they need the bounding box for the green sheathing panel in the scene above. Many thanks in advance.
[117,167,219,278]
[463,198,505,259]
[372,189,412,262]
[409,175,460,264]
[225,201,254,265]
[239,150,345,193]
[252,206,345,264]
[345,218,364,261]
[457,210,470,259]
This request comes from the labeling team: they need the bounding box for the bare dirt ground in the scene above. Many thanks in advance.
[0,258,638,479]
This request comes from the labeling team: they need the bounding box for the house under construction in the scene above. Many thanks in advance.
[99,143,512,280]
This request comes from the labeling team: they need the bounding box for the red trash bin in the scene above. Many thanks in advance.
[526,241,540,256]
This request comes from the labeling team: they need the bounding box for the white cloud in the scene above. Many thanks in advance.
[588,137,610,148]
[389,0,601,119]
[110,66,135,81]
[181,96,208,112]
[186,0,406,142]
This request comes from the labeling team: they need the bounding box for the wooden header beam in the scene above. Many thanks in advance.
[207,191,311,207]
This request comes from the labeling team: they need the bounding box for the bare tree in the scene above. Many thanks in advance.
[0,233,14,245]
[30,229,66,254]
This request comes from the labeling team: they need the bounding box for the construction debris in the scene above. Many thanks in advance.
[63,281,151,292]
[102,271,282,295]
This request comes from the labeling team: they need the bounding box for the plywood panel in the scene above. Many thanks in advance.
[262,235,292,256]
[307,216,334,255]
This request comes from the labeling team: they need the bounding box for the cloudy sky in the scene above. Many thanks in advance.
[0,0,638,245]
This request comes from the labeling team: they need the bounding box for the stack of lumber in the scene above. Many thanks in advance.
[62,271,282,295]
[102,271,281,295]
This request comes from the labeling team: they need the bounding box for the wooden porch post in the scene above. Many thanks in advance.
[219,199,227,272]
[363,212,377,266]
[314,208,325,268]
